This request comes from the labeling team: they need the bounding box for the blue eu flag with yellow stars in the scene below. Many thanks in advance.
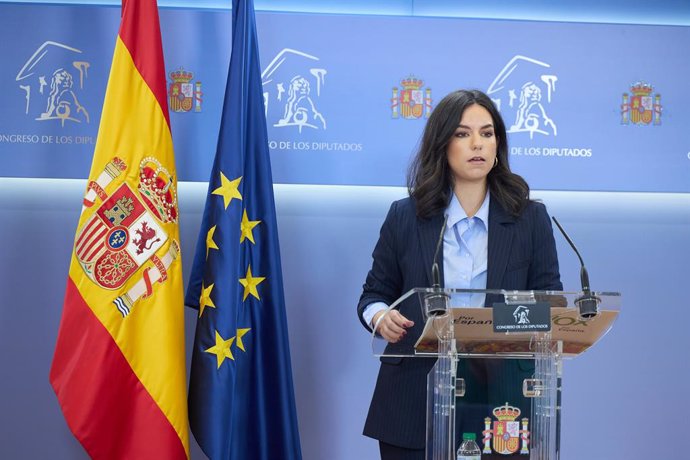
[185,0,302,458]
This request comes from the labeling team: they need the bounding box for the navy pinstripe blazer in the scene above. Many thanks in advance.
[357,196,562,449]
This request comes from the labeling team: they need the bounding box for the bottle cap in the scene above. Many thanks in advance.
[462,432,476,441]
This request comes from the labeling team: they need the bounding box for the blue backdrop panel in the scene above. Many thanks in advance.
[1,4,689,191]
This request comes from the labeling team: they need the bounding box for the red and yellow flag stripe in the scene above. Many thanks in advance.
[50,1,189,458]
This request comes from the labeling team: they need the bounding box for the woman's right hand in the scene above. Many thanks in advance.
[372,310,414,343]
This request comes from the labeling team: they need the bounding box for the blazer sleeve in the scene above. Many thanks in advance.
[527,202,563,291]
[357,201,404,332]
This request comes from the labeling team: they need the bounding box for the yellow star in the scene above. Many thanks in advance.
[206,225,219,259]
[205,331,236,369]
[238,265,266,301]
[198,283,217,318]
[212,172,242,209]
[235,328,251,351]
[240,210,261,244]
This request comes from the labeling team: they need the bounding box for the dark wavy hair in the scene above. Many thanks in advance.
[407,89,530,219]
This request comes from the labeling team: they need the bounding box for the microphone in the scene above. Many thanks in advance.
[424,215,449,318]
[551,216,599,318]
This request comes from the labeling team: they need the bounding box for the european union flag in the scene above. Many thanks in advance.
[185,0,302,458]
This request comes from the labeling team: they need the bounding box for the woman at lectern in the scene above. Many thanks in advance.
[357,89,562,460]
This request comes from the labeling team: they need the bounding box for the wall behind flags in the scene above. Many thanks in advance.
[1,1,689,460]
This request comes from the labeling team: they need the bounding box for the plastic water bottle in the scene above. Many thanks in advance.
[456,432,481,460]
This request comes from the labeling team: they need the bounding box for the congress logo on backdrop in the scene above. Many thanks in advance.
[621,82,661,125]
[261,48,327,133]
[167,68,202,113]
[15,41,91,127]
[390,76,432,119]
[487,55,558,139]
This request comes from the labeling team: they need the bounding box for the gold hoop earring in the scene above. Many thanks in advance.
[493,157,499,168]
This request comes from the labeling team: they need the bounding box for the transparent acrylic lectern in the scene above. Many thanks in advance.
[371,288,620,460]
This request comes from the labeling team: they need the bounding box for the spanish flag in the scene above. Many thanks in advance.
[49,1,189,458]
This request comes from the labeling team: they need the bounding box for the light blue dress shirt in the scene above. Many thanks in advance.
[363,192,490,327]
[443,191,489,307]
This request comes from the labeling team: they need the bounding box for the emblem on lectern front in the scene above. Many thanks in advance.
[481,402,530,455]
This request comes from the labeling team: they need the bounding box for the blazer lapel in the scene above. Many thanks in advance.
[487,199,516,289]
[417,214,446,287]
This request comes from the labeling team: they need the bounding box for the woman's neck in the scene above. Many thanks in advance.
[453,181,488,218]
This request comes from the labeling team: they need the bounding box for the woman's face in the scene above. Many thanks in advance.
[446,103,498,186]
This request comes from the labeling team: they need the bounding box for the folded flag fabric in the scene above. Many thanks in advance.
[184,0,303,458]
[49,1,189,458]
